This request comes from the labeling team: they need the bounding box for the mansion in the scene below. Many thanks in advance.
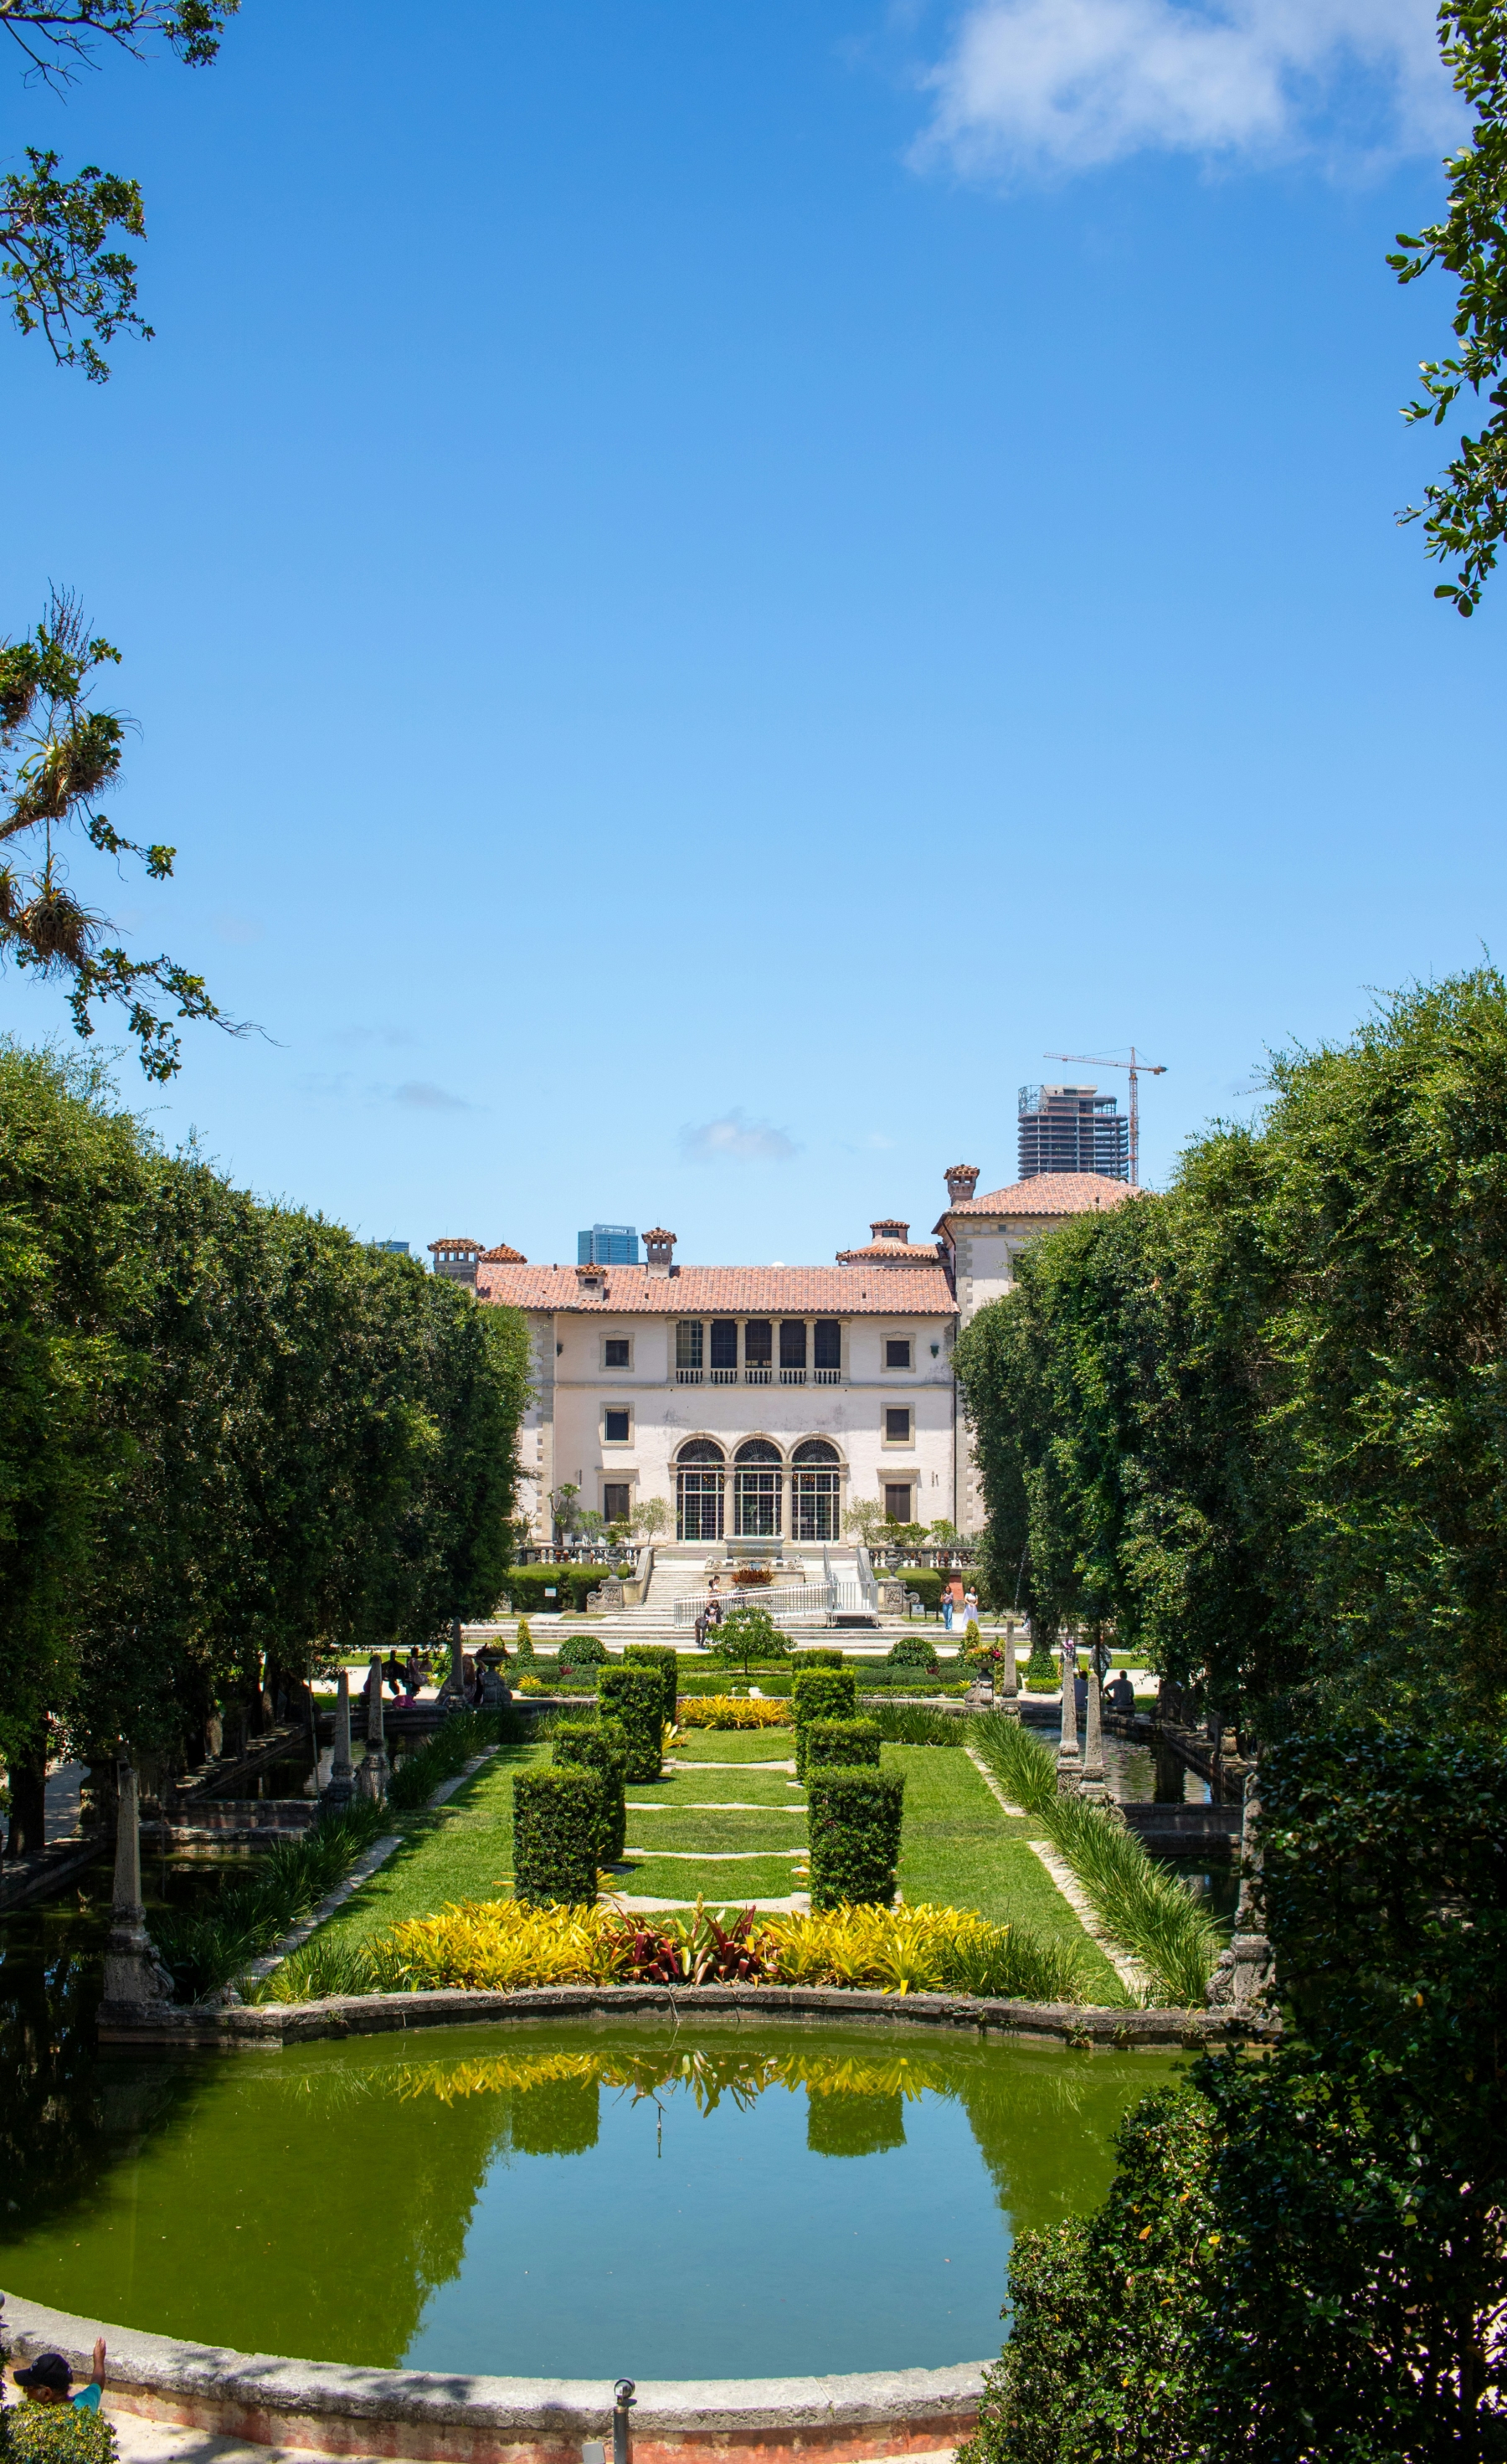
[438,1165,1134,1548]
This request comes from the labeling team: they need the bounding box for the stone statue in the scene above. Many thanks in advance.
[101,1759,172,2006]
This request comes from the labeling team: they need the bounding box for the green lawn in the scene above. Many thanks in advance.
[295,1726,1116,1993]
[889,1745,1122,1999]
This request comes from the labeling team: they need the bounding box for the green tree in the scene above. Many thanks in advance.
[711,1601,786,1676]
[1391,0,1507,615]
[0,1041,151,1842]
[2,2,238,381]
[0,595,237,1078]
[404,1278,531,1638]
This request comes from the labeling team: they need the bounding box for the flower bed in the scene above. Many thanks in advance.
[676,1695,793,1728]
[252,1896,1084,2004]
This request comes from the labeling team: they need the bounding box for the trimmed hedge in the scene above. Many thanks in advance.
[552,1716,628,1861]
[792,1668,859,1777]
[885,1634,940,1674]
[558,1632,608,1667]
[501,1566,614,1614]
[598,1664,665,1783]
[625,1644,679,1730]
[807,1766,905,1911]
[898,1568,944,1614]
[804,1716,882,1774]
[795,1647,845,1670]
[513,1764,604,1906]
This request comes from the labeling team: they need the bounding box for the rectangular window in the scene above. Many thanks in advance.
[779,1319,806,1370]
[604,1407,630,1443]
[603,1483,630,1522]
[814,1319,841,1371]
[884,1482,913,1524]
[885,1337,913,1371]
[676,1320,703,1371]
[709,1319,738,1370]
[885,1407,912,1443]
[604,1338,630,1368]
[678,1469,723,1541]
[743,1319,773,1367]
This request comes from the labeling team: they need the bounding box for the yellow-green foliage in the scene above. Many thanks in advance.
[371,1899,627,1990]
[676,1695,792,1728]
[325,1893,1084,2003]
[764,1901,1084,2003]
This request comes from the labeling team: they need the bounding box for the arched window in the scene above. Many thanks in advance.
[676,1439,724,1541]
[792,1438,842,1541]
[733,1437,782,1537]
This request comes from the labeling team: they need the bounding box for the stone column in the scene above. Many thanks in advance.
[999,1620,1020,1716]
[450,1616,465,1698]
[1207,1756,1274,2010]
[322,1669,355,1810]
[355,1654,390,1803]
[1079,1665,1108,1804]
[101,1758,171,2005]
[1056,1637,1081,1796]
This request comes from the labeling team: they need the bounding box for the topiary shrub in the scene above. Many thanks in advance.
[792,1667,859,1776]
[795,1646,845,1669]
[804,1716,882,1774]
[515,1616,536,1662]
[807,1767,905,1910]
[513,1765,604,1906]
[552,1716,627,1861]
[885,1634,940,1676]
[558,1632,609,1668]
[502,1566,615,1615]
[624,1644,678,1730]
[598,1665,665,1783]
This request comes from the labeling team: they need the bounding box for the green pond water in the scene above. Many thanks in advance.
[0,2006,1180,2380]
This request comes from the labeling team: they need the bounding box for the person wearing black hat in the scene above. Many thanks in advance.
[10,2339,107,2410]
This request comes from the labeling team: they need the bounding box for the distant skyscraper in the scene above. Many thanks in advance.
[1017,1086,1129,1181]
[373,1239,409,1255]
[577,1222,640,1265]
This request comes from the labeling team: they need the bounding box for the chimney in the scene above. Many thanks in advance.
[428,1237,483,1286]
[944,1165,980,1206]
[643,1227,676,1279]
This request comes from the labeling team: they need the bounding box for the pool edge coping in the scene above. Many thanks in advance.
[95,1978,1278,2050]
[0,2292,985,2460]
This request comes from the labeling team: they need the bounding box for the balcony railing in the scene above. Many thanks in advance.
[779,1366,805,1384]
[744,1365,772,1384]
[676,1366,702,1383]
[710,1366,738,1385]
[813,1366,841,1384]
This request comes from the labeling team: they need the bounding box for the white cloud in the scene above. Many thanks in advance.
[392,1080,475,1114]
[914,0,1459,178]
[680,1109,799,1164]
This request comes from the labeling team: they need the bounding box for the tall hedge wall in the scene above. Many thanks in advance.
[804,1716,882,1774]
[624,1644,679,1730]
[597,1665,664,1783]
[501,1566,615,1614]
[807,1766,905,1911]
[792,1667,858,1775]
[513,1764,604,1906]
[551,1716,628,1862]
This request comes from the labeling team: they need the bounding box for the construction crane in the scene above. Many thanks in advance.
[1043,1048,1167,1189]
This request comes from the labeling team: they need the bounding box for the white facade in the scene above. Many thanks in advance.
[461,1167,1136,1545]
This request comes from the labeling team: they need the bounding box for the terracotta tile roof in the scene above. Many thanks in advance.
[481,1241,527,1264]
[936,1171,1138,1227]
[835,1240,944,1263]
[475,1262,957,1316]
[429,1236,483,1254]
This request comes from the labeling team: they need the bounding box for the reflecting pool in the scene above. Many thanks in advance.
[0,2022,1181,2379]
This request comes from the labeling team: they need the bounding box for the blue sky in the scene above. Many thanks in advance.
[3,0,1501,1265]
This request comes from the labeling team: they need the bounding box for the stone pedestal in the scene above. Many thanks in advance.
[101,1759,172,2005]
[877,1578,908,1617]
[999,1623,1020,1718]
[1079,1667,1108,1803]
[356,1655,390,1804]
[1206,1760,1274,2009]
[1056,1640,1081,1796]
[321,1669,355,1811]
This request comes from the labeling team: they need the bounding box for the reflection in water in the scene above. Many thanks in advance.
[0,2020,1179,2380]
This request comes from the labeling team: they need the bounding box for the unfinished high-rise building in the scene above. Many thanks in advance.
[1017,1084,1129,1181]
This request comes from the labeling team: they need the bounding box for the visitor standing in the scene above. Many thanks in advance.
[9,2340,107,2411]
[962,1584,979,1624]
[942,1592,954,1634]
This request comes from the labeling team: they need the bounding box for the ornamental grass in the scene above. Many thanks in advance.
[675,1694,792,1728]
